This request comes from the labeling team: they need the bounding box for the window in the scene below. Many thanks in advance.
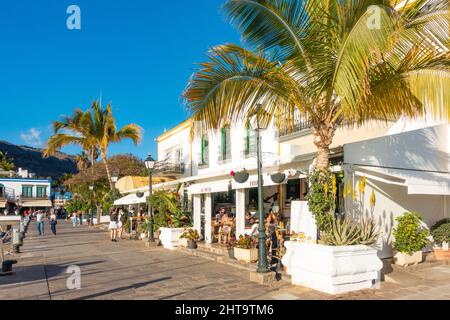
[244,126,256,157]
[22,185,33,198]
[36,186,47,198]
[285,178,309,205]
[219,127,231,162]
[0,184,4,198]
[199,134,209,166]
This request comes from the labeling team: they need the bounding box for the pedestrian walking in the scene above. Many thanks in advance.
[36,210,45,236]
[79,211,83,226]
[49,211,57,235]
[109,208,119,242]
[71,211,78,227]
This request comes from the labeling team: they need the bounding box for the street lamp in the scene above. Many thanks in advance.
[144,154,156,242]
[252,103,269,273]
[89,185,94,226]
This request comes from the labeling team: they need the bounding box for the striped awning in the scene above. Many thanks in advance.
[20,200,52,207]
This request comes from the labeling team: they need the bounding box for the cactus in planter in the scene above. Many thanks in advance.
[358,218,380,245]
[322,215,360,246]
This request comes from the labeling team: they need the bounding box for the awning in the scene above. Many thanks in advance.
[353,165,450,196]
[187,180,231,195]
[232,173,288,190]
[113,192,149,206]
[20,200,52,207]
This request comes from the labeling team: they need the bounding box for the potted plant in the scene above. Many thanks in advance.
[137,222,148,240]
[431,219,450,260]
[282,215,382,294]
[179,228,200,249]
[270,172,286,184]
[393,212,430,266]
[226,236,237,259]
[233,235,258,263]
[231,169,249,184]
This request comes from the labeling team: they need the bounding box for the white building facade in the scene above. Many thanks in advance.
[0,177,52,214]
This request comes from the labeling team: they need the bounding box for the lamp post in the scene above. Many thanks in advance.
[89,185,94,226]
[144,154,156,242]
[254,103,269,273]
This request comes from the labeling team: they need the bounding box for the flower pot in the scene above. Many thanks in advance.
[282,241,383,294]
[394,251,423,266]
[233,171,249,184]
[433,248,450,260]
[234,247,258,263]
[271,173,286,184]
[187,239,197,249]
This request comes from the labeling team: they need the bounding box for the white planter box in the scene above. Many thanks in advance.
[159,228,184,250]
[394,251,423,266]
[234,247,258,263]
[282,241,383,295]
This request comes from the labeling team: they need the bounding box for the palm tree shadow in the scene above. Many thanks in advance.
[74,277,171,300]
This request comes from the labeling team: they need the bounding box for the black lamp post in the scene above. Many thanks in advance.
[144,154,156,242]
[89,185,94,226]
[253,103,269,273]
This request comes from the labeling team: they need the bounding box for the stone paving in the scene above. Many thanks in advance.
[0,220,449,300]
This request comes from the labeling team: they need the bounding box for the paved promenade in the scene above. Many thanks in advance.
[0,220,449,300]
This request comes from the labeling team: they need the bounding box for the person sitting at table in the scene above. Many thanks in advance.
[247,217,259,237]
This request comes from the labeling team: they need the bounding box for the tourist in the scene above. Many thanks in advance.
[248,217,259,237]
[109,208,119,242]
[36,210,45,236]
[118,208,126,239]
[79,211,83,226]
[265,209,278,263]
[245,212,253,228]
[71,211,78,227]
[49,210,57,236]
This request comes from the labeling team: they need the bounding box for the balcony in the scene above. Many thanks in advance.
[276,112,312,140]
[154,160,185,177]
[0,187,15,202]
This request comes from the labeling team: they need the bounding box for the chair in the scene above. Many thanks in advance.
[218,224,232,245]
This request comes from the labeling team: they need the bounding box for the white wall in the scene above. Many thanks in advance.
[348,176,448,258]
[157,124,192,178]
[345,124,449,172]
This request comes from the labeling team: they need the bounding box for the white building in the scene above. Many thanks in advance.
[0,177,52,214]
[114,113,450,259]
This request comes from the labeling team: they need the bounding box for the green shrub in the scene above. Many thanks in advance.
[431,223,450,246]
[431,218,450,231]
[393,212,430,254]
[306,169,335,232]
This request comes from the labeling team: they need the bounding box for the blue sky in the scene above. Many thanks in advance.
[0,0,240,159]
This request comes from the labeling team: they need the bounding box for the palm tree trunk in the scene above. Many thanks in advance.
[90,149,95,176]
[312,124,336,171]
[101,153,113,190]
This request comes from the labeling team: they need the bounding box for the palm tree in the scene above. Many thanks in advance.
[183,0,449,171]
[44,101,142,189]
[0,151,15,171]
[74,151,92,171]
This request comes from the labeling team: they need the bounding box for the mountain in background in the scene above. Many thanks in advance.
[0,140,78,179]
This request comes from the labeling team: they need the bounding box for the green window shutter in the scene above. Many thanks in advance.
[221,128,226,161]
[246,126,250,156]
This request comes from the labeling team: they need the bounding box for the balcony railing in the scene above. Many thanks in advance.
[20,195,50,200]
[154,160,185,176]
[276,112,312,138]
[0,187,15,201]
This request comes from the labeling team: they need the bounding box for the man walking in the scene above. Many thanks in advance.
[36,210,45,236]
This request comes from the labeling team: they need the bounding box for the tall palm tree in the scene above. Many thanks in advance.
[44,101,142,189]
[183,0,449,170]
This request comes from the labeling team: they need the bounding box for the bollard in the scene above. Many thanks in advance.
[12,228,21,253]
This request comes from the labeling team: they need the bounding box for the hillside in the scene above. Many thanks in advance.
[0,140,78,179]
